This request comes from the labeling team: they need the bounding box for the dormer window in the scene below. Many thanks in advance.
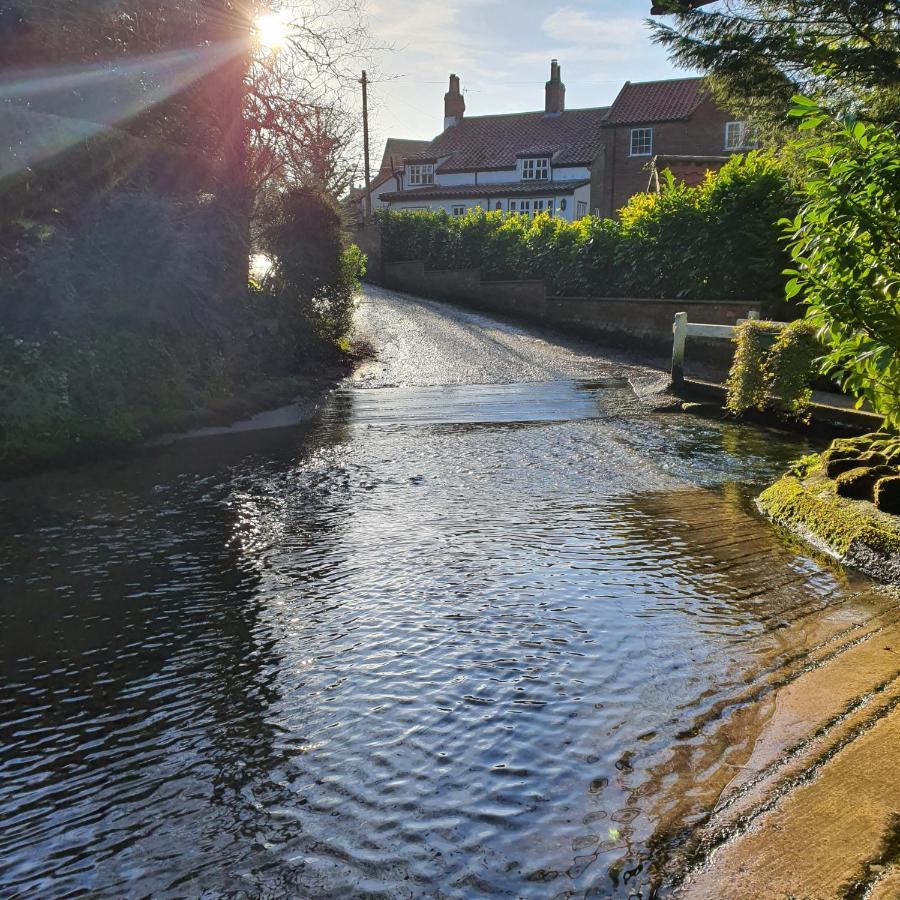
[521,157,550,180]
[407,164,434,186]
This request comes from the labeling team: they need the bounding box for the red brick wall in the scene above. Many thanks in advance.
[597,100,736,218]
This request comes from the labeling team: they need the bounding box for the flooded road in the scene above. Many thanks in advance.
[2,286,898,898]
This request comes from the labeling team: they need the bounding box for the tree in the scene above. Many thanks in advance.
[649,0,900,128]
[1,0,370,295]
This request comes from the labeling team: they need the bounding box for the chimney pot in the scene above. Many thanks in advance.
[545,59,565,115]
[444,73,465,129]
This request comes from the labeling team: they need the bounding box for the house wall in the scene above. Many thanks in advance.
[400,165,592,190]
[588,148,606,216]
[598,99,737,218]
[387,186,590,222]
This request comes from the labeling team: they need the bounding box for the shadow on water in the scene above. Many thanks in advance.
[0,379,891,897]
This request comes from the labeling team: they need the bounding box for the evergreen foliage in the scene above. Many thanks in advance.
[724,319,821,422]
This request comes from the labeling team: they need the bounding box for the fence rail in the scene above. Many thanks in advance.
[670,309,775,387]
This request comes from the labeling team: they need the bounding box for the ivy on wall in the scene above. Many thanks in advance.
[725,319,821,422]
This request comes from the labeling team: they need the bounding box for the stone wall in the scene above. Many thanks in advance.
[383,260,755,355]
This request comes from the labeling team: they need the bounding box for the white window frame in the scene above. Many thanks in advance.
[407,164,434,186]
[533,199,554,217]
[451,205,466,217]
[521,157,550,181]
[576,200,587,219]
[724,121,747,151]
[509,199,531,215]
[629,128,653,157]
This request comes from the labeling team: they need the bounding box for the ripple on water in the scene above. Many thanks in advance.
[0,381,890,897]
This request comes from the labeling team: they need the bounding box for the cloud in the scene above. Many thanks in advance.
[537,7,649,63]
[357,0,693,163]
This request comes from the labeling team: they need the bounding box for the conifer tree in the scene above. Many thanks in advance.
[650,0,900,126]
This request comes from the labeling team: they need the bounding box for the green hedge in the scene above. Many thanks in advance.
[378,152,795,306]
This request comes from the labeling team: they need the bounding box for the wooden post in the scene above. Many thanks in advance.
[360,70,372,223]
[671,311,687,388]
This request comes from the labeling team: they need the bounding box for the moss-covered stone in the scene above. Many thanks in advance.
[831,437,875,453]
[834,465,896,501]
[758,469,900,582]
[824,457,868,478]
[862,431,894,441]
[875,476,900,514]
[821,448,858,464]
[857,451,889,468]
[824,451,889,479]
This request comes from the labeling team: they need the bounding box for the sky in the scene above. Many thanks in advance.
[361,0,699,155]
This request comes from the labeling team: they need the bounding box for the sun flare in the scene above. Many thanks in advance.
[254,11,289,50]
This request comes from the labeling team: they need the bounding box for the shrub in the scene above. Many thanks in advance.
[0,184,352,473]
[260,187,364,343]
[725,319,821,422]
[783,97,900,428]
[1,190,233,340]
[310,244,367,344]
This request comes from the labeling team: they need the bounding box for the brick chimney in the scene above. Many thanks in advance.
[545,59,565,116]
[444,73,465,129]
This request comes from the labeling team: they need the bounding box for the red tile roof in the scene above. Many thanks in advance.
[349,168,400,202]
[605,77,709,126]
[403,107,609,173]
[378,138,430,174]
[378,179,590,202]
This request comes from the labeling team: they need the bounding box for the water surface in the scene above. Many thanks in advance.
[1,292,889,898]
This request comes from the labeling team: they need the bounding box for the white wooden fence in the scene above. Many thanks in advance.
[670,309,767,387]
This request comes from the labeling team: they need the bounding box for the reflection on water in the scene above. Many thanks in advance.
[0,381,890,897]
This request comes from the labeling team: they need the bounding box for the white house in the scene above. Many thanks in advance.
[378,61,607,222]
[350,137,430,220]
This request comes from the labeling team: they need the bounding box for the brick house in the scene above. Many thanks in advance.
[594,77,752,217]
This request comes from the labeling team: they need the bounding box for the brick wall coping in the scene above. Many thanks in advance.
[553,296,752,306]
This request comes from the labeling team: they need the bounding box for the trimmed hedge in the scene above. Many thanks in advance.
[378,152,796,306]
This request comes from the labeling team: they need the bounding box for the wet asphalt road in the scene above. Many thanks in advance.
[351,284,668,391]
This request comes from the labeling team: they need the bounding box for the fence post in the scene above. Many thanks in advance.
[671,312,687,389]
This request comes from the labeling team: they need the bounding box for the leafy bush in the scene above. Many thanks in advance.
[1,190,231,337]
[310,244,367,344]
[783,97,900,428]
[725,319,821,421]
[377,152,795,304]
[260,187,365,343]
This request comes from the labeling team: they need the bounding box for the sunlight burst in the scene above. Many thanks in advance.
[254,11,290,50]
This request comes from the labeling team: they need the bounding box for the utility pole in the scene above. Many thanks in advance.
[360,70,372,222]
